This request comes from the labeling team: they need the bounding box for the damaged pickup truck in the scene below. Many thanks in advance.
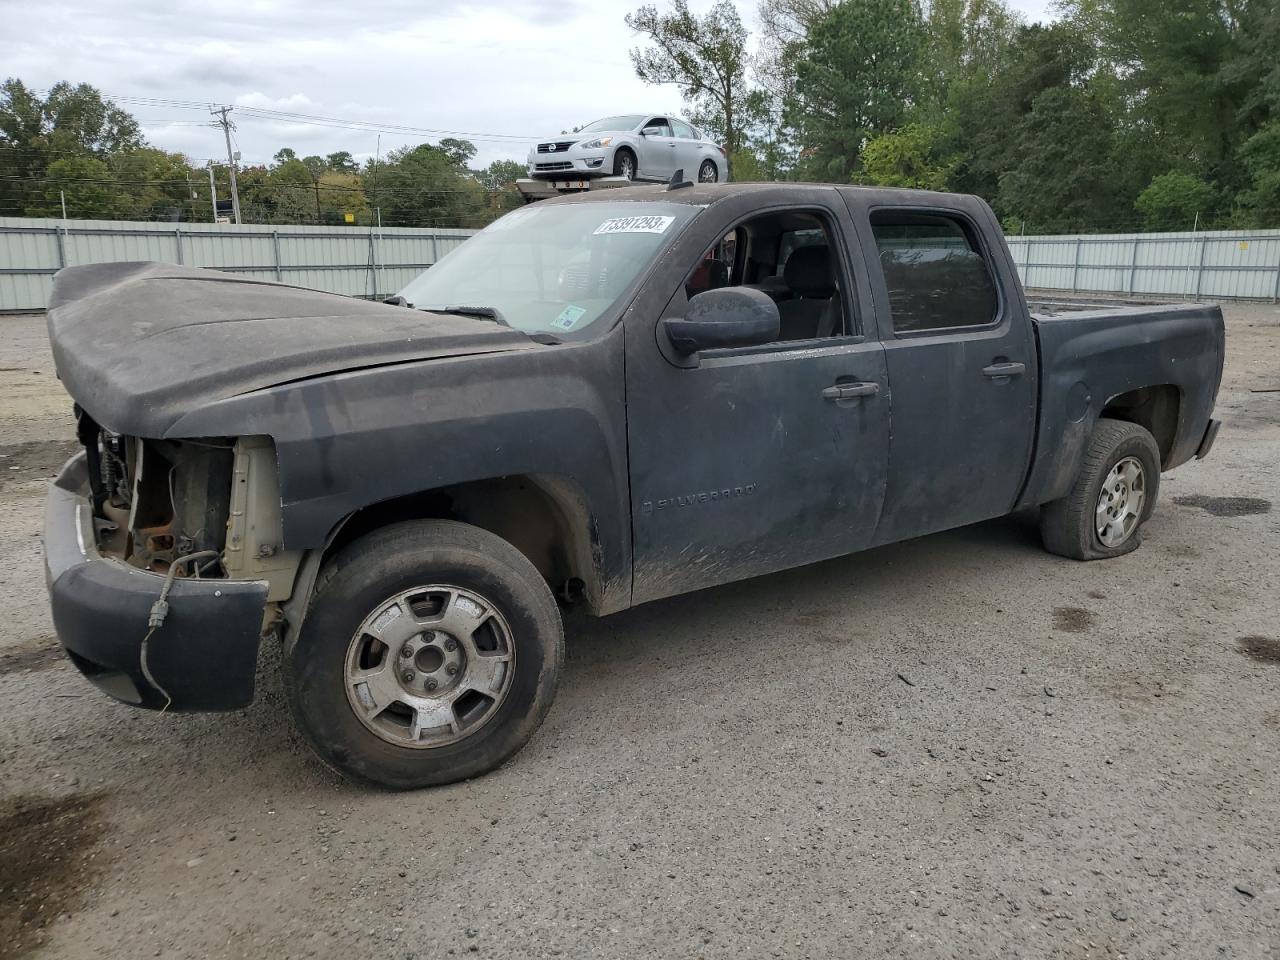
[44,183,1224,788]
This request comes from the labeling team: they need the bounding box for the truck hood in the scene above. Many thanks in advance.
[47,262,539,437]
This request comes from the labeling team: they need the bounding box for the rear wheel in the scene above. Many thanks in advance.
[698,159,718,183]
[283,520,563,789]
[1039,418,1161,560]
[614,148,636,181]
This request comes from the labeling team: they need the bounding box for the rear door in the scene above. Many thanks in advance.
[637,117,676,179]
[671,120,704,178]
[850,201,1037,545]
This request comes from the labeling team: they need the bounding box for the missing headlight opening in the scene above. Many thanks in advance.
[80,425,236,576]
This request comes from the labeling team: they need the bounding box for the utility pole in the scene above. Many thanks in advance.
[210,106,242,224]
[207,162,219,224]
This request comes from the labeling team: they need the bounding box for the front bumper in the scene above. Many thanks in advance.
[44,452,270,712]
[526,150,609,180]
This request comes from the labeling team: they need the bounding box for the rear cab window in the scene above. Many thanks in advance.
[870,211,999,334]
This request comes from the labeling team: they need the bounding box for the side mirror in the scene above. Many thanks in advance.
[641,126,664,138]
[662,287,780,355]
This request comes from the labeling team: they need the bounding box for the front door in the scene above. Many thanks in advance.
[636,117,676,180]
[859,205,1037,545]
[624,200,890,605]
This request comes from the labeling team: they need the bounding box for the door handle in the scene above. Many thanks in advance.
[822,382,879,401]
[982,361,1026,379]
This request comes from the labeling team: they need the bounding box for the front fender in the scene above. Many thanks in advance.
[166,332,633,614]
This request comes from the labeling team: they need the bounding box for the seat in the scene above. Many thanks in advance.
[777,245,840,340]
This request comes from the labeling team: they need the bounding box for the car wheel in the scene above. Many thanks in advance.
[283,520,563,789]
[1039,418,1162,561]
[614,149,636,181]
[698,159,718,183]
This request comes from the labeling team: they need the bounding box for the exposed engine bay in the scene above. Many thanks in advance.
[75,406,300,602]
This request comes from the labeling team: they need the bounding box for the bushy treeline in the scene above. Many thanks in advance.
[637,0,1280,233]
[0,80,525,228]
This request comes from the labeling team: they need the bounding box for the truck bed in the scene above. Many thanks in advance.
[1018,298,1225,510]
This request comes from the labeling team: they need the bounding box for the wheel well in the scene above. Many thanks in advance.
[325,475,599,609]
[1100,385,1180,466]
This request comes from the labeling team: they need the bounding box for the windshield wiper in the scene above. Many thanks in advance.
[423,304,509,326]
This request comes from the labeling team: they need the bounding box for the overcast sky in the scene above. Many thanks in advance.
[3,0,1058,170]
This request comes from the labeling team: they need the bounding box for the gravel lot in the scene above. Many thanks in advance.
[1,302,1277,960]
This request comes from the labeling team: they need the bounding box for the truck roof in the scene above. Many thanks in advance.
[541,181,983,208]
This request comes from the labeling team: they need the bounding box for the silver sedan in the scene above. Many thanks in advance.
[526,114,727,183]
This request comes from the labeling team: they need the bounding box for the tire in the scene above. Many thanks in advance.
[283,520,563,789]
[614,148,636,181]
[1039,418,1161,561]
[698,159,718,183]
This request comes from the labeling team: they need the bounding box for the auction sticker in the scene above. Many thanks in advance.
[594,215,675,235]
[553,304,588,330]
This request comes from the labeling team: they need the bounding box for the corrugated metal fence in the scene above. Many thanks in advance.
[0,217,477,312]
[3,217,1280,311]
[1006,228,1280,301]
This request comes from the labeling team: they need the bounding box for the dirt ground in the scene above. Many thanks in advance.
[0,303,1277,960]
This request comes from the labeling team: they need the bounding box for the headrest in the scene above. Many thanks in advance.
[783,244,834,299]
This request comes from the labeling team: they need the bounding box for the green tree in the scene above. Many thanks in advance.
[755,0,837,102]
[626,0,756,169]
[1235,121,1280,226]
[923,0,1023,108]
[1135,172,1218,230]
[371,143,488,228]
[1,78,144,218]
[995,84,1129,232]
[939,22,1102,202]
[482,160,527,216]
[481,159,524,191]
[301,155,328,221]
[437,138,477,168]
[29,155,126,218]
[273,147,298,165]
[110,147,198,220]
[786,0,927,180]
[860,124,957,190]
[326,150,357,173]
[1065,0,1255,180]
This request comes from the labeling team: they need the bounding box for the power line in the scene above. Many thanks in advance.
[98,93,539,144]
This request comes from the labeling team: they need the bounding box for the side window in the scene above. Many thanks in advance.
[870,211,999,333]
[646,118,673,137]
[681,211,853,344]
[671,120,695,140]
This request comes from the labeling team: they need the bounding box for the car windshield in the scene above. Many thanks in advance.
[397,201,697,338]
[576,115,644,134]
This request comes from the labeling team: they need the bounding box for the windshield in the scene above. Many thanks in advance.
[576,115,644,134]
[397,201,697,338]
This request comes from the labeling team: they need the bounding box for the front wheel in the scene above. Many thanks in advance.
[283,520,563,789]
[1039,418,1161,560]
[698,159,718,183]
[614,148,636,181]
